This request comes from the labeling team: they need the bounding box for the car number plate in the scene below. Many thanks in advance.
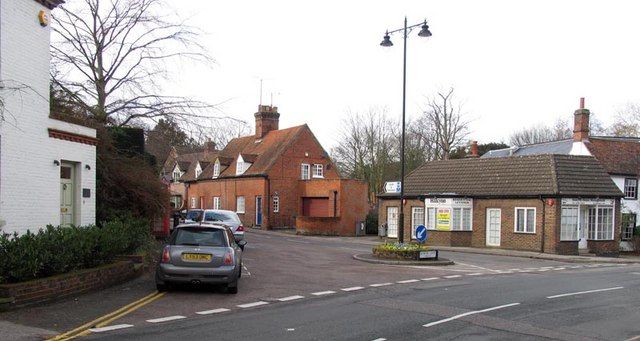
[182,253,212,262]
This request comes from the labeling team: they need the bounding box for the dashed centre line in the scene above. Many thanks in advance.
[237,301,269,308]
[146,316,186,323]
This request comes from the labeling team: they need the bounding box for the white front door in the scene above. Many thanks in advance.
[578,207,594,249]
[486,208,501,246]
[386,206,398,238]
[60,163,74,226]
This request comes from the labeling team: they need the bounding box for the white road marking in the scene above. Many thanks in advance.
[443,275,461,279]
[547,286,624,299]
[147,316,186,323]
[552,267,566,271]
[237,301,269,308]
[370,283,393,287]
[631,272,640,275]
[453,261,501,273]
[372,338,387,341]
[196,308,230,315]
[89,324,134,332]
[278,295,305,302]
[312,290,336,296]
[422,277,439,281]
[466,273,484,276]
[423,303,520,328]
[341,286,365,292]
[397,279,420,284]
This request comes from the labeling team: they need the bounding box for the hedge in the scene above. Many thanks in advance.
[0,216,151,284]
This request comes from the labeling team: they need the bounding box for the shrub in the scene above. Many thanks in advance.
[365,209,379,235]
[0,216,151,284]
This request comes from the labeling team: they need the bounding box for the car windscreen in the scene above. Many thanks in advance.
[204,211,236,222]
[174,228,226,247]
[186,210,203,221]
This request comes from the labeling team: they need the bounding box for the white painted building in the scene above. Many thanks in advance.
[0,0,96,235]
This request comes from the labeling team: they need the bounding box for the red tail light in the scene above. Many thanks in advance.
[224,252,233,265]
[236,225,245,232]
[161,247,170,263]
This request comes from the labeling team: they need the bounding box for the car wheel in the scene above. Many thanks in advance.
[227,278,238,294]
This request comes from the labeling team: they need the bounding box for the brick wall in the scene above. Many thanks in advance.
[0,261,141,310]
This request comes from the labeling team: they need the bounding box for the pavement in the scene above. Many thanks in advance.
[260,228,640,265]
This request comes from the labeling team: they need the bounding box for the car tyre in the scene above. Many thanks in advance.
[227,279,238,294]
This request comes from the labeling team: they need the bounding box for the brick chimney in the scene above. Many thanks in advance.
[204,140,217,158]
[573,97,590,142]
[470,140,479,157]
[255,105,280,139]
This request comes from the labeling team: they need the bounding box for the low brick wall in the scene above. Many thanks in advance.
[0,260,142,311]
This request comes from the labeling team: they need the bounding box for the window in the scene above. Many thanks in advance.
[171,195,182,210]
[411,207,425,239]
[236,196,245,214]
[301,163,310,180]
[312,164,324,178]
[451,207,471,231]
[621,213,636,241]
[173,170,181,183]
[515,208,536,233]
[190,197,196,209]
[624,178,638,199]
[213,196,221,209]
[236,157,246,175]
[195,167,202,178]
[426,207,436,230]
[587,207,614,240]
[213,161,220,178]
[273,196,280,213]
[560,207,579,241]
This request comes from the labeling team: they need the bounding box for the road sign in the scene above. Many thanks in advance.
[384,181,401,193]
[415,225,427,242]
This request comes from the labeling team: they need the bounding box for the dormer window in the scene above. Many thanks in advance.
[172,165,182,183]
[195,163,202,178]
[236,155,252,175]
[213,160,220,178]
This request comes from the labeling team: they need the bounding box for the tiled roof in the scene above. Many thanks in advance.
[199,125,307,180]
[396,154,622,198]
[586,137,640,176]
[35,0,64,9]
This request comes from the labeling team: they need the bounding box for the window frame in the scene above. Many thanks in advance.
[312,164,324,178]
[624,178,638,199]
[213,161,220,178]
[621,213,636,241]
[411,206,425,239]
[451,207,472,231]
[273,195,280,213]
[425,207,436,230]
[213,196,221,210]
[301,163,310,180]
[560,206,579,241]
[514,207,536,234]
[236,196,245,214]
[190,197,196,209]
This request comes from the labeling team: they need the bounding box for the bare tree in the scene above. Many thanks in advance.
[421,88,470,160]
[50,0,214,127]
[609,103,640,137]
[331,107,398,203]
[509,114,606,146]
[201,118,252,149]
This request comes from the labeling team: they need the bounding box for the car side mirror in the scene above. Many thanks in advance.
[237,240,247,247]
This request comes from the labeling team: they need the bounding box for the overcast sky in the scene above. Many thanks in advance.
[167,0,640,150]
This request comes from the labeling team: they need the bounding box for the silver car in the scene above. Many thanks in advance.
[156,224,246,294]
[200,209,245,244]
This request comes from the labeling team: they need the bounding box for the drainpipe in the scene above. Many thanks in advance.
[333,191,338,217]
[539,196,546,253]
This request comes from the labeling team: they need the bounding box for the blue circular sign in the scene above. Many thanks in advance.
[415,225,427,242]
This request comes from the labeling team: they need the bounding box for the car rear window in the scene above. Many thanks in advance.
[203,212,227,222]
[186,210,203,221]
[174,228,226,247]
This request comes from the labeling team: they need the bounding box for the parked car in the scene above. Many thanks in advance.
[199,209,246,244]
[183,209,204,223]
[156,223,246,294]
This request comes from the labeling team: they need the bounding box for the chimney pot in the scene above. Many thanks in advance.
[255,105,280,138]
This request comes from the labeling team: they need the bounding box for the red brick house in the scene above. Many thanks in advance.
[378,154,624,255]
[184,105,369,235]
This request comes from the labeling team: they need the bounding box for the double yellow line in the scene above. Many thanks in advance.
[47,291,167,341]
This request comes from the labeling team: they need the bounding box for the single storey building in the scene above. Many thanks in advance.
[378,154,624,255]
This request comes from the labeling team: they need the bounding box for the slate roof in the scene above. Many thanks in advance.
[390,154,622,198]
[198,125,309,180]
[481,136,640,177]
[482,139,573,158]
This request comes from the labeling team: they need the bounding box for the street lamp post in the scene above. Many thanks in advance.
[380,17,431,244]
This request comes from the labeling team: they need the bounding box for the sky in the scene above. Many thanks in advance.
[166,0,640,151]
